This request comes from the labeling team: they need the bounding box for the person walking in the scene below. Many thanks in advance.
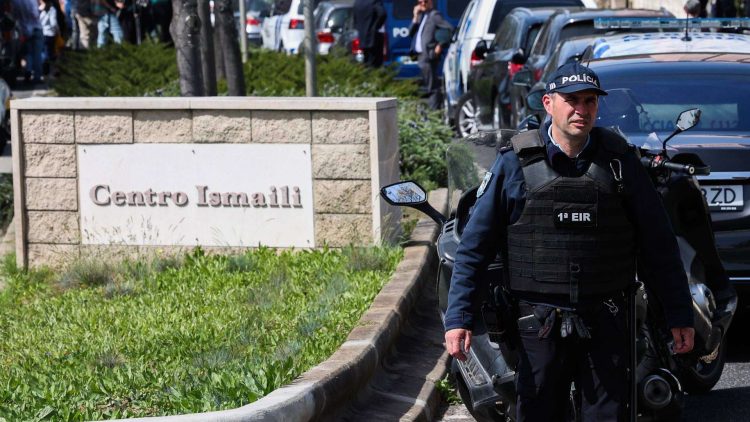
[443,62,695,421]
[39,0,59,64]
[353,0,386,68]
[409,0,452,110]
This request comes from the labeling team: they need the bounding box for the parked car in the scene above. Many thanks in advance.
[513,22,750,128]
[314,0,353,55]
[442,0,593,131]
[455,5,582,137]
[243,0,272,46]
[261,0,322,54]
[589,53,750,295]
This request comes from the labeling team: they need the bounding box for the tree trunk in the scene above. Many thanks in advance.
[171,0,204,96]
[213,25,226,80]
[197,0,217,95]
[214,0,246,96]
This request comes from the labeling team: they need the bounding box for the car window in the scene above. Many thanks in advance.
[489,0,582,35]
[247,0,270,12]
[597,71,750,133]
[325,7,350,31]
[456,0,476,40]
[393,0,413,20]
[447,0,471,19]
[494,15,521,50]
[523,23,542,55]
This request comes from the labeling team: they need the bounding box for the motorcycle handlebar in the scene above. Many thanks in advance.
[640,156,710,176]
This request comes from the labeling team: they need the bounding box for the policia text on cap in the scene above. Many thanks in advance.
[443,62,695,421]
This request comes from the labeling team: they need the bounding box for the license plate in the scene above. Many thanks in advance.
[700,185,744,211]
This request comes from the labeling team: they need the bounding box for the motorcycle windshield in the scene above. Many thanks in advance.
[446,133,499,215]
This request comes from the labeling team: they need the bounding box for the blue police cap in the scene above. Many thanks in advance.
[546,62,608,96]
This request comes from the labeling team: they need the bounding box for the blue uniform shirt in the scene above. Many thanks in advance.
[444,121,694,331]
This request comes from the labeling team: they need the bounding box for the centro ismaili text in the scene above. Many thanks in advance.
[89,185,303,208]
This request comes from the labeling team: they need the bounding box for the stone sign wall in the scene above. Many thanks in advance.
[11,97,400,268]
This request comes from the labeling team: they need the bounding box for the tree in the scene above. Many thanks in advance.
[213,0,246,95]
[197,0,217,95]
[171,0,204,95]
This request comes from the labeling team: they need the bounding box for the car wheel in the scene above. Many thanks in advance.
[455,93,478,138]
[679,337,727,394]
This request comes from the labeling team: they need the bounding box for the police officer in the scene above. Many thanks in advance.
[444,62,696,421]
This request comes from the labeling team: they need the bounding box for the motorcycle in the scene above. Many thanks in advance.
[380,108,738,421]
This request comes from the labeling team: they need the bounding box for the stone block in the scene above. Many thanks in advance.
[21,111,74,144]
[312,145,370,179]
[312,111,369,144]
[28,244,80,269]
[24,144,77,177]
[252,110,311,143]
[314,180,371,213]
[315,214,371,247]
[25,178,78,210]
[193,110,252,142]
[134,110,192,143]
[27,211,80,244]
[75,111,133,143]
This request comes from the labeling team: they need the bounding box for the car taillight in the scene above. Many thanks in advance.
[317,31,334,44]
[508,62,524,79]
[246,17,260,26]
[533,68,543,82]
[352,37,363,54]
[289,19,304,29]
[470,49,482,67]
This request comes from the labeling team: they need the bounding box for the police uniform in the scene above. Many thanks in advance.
[444,64,694,421]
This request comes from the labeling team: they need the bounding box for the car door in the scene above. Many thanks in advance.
[445,0,477,105]
[472,14,520,127]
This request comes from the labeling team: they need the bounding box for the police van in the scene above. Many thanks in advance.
[383,0,470,78]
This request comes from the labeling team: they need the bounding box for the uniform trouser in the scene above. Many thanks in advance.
[363,33,384,68]
[516,302,628,422]
[418,55,441,110]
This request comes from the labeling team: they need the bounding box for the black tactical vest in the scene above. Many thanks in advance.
[506,128,636,305]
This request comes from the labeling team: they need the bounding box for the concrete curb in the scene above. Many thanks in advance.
[108,189,447,422]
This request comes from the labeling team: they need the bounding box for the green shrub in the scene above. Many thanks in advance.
[51,46,454,189]
[0,174,12,231]
[51,41,179,96]
[0,247,402,420]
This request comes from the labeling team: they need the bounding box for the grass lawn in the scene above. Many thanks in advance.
[0,246,401,421]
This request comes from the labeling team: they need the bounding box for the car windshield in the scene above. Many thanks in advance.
[597,70,750,134]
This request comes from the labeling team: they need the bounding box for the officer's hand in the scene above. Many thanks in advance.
[671,327,695,354]
[445,328,472,361]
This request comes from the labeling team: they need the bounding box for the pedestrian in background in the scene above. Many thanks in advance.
[409,0,452,110]
[94,0,123,46]
[75,0,97,49]
[147,0,171,44]
[353,0,386,68]
[39,0,59,63]
[12,0,44,83]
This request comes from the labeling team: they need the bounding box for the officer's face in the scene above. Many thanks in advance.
[543,90,599,142]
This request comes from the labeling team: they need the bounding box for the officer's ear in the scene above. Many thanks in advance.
[542,93,554,114]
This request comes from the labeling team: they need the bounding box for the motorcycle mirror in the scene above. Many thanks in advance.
[380,181,427,206]
[662,108,702,151]
[676,108,701,131]
[380,181,446,225]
